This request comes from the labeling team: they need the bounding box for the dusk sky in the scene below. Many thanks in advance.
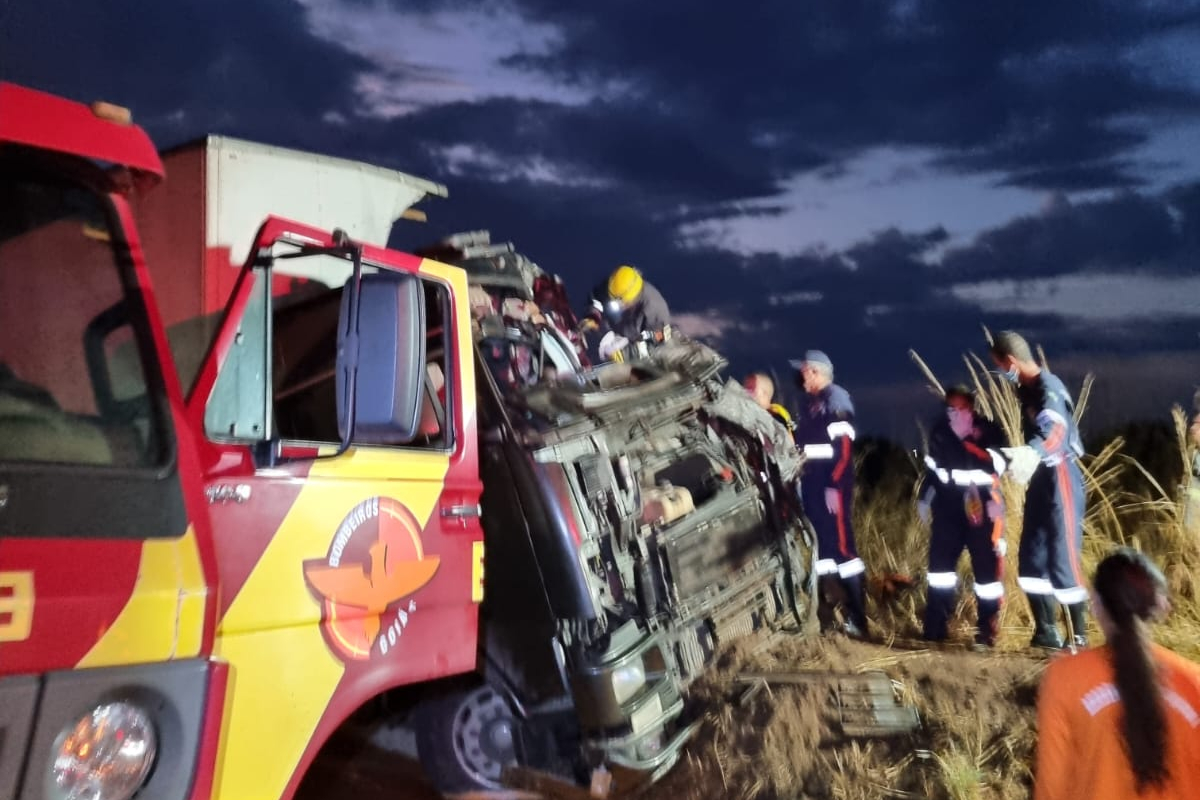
[5,1,1200,441]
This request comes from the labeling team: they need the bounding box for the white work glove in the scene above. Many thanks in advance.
[598,331,629,360]
[1002,445,1040,487]
[986,499,1003,521]
[825,487,841,515]
[917,499,931,526]
[994,538,1008,558]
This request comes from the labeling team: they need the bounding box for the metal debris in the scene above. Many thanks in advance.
[733,669,921,738]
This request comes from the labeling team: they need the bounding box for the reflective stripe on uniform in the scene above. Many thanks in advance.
[1018,576,1055,595]
[804,444,835,459]
[924,454,995,487]
[950,468,995,487]
[837,558,865,578]
[827,421,856,440]
[816,558,839,575]
[924,455,950,483]
[1054,586,1088,604]
[927,571,958,589]
[974,581,1004,600]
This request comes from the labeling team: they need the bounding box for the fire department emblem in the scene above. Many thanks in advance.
[304,497,440,660]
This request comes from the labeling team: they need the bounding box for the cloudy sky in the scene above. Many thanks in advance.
[5,1,1200,441]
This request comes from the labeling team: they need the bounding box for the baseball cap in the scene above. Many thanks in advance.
[789,350,833,371]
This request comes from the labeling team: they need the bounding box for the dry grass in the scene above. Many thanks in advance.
[875,348,1200,658]
[650,345,1200,800]
[652,634,1042,800]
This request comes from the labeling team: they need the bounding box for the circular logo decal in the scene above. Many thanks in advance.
[303,497,440,661]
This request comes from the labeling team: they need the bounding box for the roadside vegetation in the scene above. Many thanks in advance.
[654,345,1200,800]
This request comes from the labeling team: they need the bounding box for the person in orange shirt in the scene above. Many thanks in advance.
[1034,547,1200,800]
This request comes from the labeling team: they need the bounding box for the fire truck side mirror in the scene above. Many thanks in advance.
[337,271,427,443]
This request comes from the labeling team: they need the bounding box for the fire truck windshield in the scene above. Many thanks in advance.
[0,164,168,469]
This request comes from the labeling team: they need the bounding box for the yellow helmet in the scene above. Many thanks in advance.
[607,265,644,305]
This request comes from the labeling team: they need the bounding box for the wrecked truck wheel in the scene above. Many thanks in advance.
[415,683,518,794]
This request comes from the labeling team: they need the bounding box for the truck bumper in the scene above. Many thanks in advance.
[568,622,696,777]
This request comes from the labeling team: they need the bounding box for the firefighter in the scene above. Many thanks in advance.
[918,385,1008,647]
[791,351,867,638]
[584,265,671,360]
[990,330,1088,649]
[743,372,795,432]
[1034,548,1200,800]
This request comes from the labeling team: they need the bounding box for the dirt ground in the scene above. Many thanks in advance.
[300,630,1048,800]
[653,632,1046,800]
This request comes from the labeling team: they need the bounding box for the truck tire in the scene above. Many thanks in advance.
[414,683,519,794]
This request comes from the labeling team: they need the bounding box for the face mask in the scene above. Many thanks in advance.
[1003,365,1019,384]
[948,408,974,439]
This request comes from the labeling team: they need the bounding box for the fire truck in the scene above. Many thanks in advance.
[0,83,815,799]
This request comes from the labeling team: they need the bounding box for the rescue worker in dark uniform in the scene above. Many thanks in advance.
[918,385,1008,647]
[743,372,795,433]
[990,331,1088,649]
[584,265,670,360]
[791,351,867,638]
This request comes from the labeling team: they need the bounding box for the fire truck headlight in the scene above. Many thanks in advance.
[610,661,647,705]
[49,701,158,800]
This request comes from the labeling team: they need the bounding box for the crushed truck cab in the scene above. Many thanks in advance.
[0,82,816,800]
[410,232,817,790]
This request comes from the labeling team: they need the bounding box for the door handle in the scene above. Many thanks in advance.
[441,504,482,519]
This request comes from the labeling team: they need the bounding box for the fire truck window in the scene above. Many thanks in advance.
[0,174,164,468]
[269,271,453,450]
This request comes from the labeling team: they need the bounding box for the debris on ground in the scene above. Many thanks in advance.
[301,631,1047,800]
[651,631,1046,800]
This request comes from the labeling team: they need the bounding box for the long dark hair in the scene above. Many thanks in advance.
[1093,548,1171,792]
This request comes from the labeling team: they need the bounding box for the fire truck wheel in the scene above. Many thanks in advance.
[415,683,519,793]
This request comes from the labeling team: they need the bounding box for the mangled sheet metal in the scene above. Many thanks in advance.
[703,377,805,484]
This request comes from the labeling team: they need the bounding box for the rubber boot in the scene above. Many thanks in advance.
[1065,601,1088,649]
[975,598,1001,648]
[839,573,869,640]
[1028,593,1064,650]
[922,588,955,642]
[817,575,843,633]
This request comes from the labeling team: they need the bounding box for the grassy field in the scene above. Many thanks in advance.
[653,354,1200,800]
[875,351,1200,659]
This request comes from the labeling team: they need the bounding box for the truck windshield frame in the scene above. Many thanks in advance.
[203,238,455,456]
[0,148,188,539]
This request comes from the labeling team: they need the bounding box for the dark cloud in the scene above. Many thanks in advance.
[0,0,371,147]
[489,0,1200,192]
[941,185,1193,279]
[305,0,1200,196]
[400,98,795,202]
[996,162,1145,191]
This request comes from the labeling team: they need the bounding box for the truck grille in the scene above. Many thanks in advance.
[659,491,765,600]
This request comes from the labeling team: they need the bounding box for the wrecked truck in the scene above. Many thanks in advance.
[0,79,815,800]
[404,232,819,791]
